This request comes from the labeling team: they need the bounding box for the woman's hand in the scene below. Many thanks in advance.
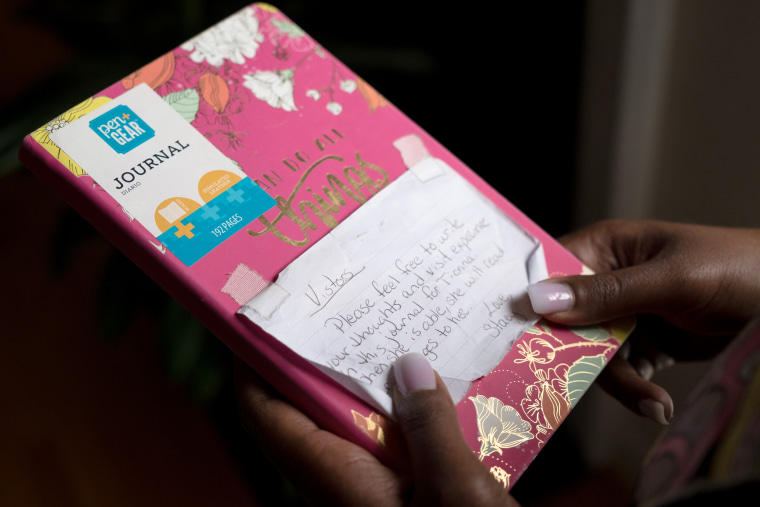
[528,220,760,424]
[235,353,517,506]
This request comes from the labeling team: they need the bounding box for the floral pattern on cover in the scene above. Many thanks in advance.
[462,313,633,484]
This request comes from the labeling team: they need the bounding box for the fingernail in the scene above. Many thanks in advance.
[632,357,655,381]
[394,353,436,396]
[654,353,675,370]
[639,399,670,425]
[618,341,632,361]
[527,282,575,314]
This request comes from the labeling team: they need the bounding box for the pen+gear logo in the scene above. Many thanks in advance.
[89,104,155,154]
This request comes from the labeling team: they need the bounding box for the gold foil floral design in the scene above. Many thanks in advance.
[351,410,387,446]
[490,466,511,489]
[468,394,534,459]
[521,364,570,432]
[515,323,620,443]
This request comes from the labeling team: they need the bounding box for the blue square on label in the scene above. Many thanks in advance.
[89,104,155,154]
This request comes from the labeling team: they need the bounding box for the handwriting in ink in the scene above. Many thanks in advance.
[306,267,365,315]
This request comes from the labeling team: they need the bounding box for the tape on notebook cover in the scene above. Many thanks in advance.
[393,134,446,181]
[245,282,290,319]
[221,264,271,306]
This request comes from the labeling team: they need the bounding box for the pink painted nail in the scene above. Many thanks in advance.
[639,398,670,425]
[527,282,575,314]
[394,353,436,395]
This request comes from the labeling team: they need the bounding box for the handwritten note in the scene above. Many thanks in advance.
[240,163,547,415]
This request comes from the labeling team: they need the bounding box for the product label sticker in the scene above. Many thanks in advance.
[50,83,276,266]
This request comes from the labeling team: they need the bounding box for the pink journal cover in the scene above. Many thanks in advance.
[19,3,632,490]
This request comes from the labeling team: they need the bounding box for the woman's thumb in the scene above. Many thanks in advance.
[392,353,513,505]
[393,353,470,474]
[527,264,672,326]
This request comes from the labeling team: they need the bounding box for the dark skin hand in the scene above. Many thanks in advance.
[235,357,518,506]
[529,219,760,424]
[234,219,760,505]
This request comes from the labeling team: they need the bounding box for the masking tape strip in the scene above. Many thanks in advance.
[247,283,290,319]
[393,134,444,182]
[409,157,446,181]
[221,263,270,306]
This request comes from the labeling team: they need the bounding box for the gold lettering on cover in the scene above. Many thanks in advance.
[247,152,389,246]
[254,170,283,191]
[315,128,345,151]
[283,151,310,172]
